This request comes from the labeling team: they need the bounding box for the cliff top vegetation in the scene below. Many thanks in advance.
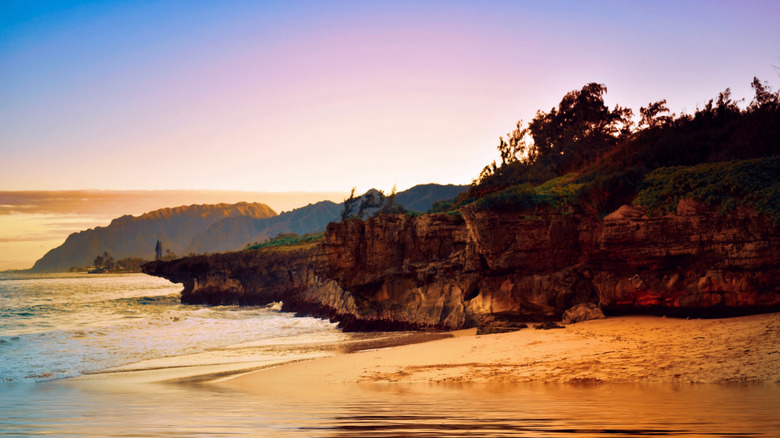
[431,77,780,221]
[245,232,324,252]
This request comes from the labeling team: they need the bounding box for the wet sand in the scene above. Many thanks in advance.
[220,313,780,391]
[66,331,451,387]
[43,314,780,437]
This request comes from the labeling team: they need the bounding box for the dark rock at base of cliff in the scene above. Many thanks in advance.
[534,322,565,330]
[562,303,606,324]
[476,323,528,335]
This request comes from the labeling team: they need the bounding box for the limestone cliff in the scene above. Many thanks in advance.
[144,200,780,331]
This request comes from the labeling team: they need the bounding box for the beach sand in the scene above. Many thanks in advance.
[220,313,780,392]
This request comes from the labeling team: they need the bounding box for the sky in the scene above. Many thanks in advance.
[1,0,779,269]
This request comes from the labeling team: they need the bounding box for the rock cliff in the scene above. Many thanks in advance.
[144,200,780,331]
[142,244,443,331]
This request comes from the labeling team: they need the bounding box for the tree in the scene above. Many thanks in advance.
[94,251,115,270]
[748,77,779,111]
[527,82,632,174]
[379,185,404,215]
[498,120,530,166]
[639,99,672,129]
[340,187,358,221]
[476,82,633,192]
[357,190,378,218]
[155,240,163,260]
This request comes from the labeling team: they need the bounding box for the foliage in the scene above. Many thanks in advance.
[378,185,406,215]
[93,252,115,270]
[472,174,585,212]
[246,232,324,251]
[357,190,379,218]
[573,167,646,215]
[476,82,633,195]
[471,77,780,202]
[445,76,780,221]
[633,157,780,223]
[588,78,780,176]
[91,253,149,272]
[115,257,148,272]
[446,210,463,219]
[341,187,358,221]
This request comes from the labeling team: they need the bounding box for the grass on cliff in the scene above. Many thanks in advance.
[470,173,584,212]
[432,168,643,215]
[245,232,324,251]
[429,156,779,223]
[632,156,780,223]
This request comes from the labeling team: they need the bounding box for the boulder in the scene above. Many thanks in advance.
[562,303,606,324]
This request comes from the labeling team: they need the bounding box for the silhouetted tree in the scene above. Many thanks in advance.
[94,252,115,270]
[639,99,672,129]
[155,240,163,260]
[748,77,779,111]
[475,83,632,194]
[528,82,632,174]
[469,77,780,205]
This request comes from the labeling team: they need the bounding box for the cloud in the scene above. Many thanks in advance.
[0,233,63,243]
[0,190,346,217]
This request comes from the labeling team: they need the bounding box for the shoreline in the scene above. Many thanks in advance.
[218,313,780,391]
[62,330,453,388]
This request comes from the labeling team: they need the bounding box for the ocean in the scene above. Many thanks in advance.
[0,272,349,384]
[1,272,779,437]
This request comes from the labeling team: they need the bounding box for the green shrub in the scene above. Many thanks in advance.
[472,173,584,212]
[633,156,780,224]
[246,232,324,251]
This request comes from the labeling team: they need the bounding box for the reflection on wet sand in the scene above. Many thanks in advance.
[4,379,778,437]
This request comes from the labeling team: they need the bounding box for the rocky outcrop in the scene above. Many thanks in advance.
[591,200,780,315]
[323,214,474,329]
[142,244,448,331]
[321,199,779,328]
[562,303,606,324]
[144,199,780,331]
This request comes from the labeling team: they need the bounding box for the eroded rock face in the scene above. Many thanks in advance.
[592,202,780,316]
[322,214,473,329]
[323,200,779,327]
[142,247,362,329]
[144,200,780,331]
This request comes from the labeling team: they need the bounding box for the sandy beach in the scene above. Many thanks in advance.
[220,313,780,391]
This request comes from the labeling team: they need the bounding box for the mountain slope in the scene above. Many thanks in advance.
[30,202,276,272]
[30,184,467,271]
[395,184,467,212]
[189,201,342,253]
[189,184,468,253]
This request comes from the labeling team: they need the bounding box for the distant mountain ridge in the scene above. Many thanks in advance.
[189,201,343,253]
[31,202,277,272]
[30,184,466,272]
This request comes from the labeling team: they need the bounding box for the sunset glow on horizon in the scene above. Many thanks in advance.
[2,0,779,269]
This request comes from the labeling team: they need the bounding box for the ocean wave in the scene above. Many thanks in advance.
[0,274,338,383]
